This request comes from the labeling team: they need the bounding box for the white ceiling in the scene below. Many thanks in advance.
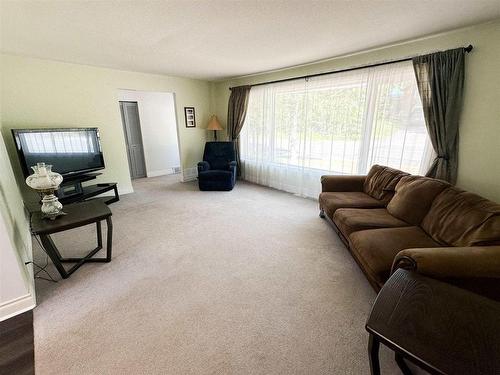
[1,1,500,81]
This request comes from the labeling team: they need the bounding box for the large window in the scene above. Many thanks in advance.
[240,61,434,198]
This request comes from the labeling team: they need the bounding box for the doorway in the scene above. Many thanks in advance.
[118,90,181,180]
[119,101,147,179]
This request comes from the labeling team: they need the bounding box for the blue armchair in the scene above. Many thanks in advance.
[197,141,237,191]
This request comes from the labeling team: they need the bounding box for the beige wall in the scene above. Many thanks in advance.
[212,20,500,202]
[1,54,212,196]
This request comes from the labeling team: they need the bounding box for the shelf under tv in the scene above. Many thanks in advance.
[58,173,119,205]
[63,172,103,183]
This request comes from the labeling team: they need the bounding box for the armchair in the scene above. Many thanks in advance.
[197,141,237,191]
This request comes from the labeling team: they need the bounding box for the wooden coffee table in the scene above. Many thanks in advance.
[366,269,500,375]
[30,200,113,279]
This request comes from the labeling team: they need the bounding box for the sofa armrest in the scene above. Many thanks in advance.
[320,175,366,192]
[392,246,500,279]
[197,161,210,173]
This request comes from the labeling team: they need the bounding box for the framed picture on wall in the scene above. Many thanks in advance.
[184,107,196,128]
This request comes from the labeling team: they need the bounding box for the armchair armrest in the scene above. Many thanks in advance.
[228,161,237,183]
[320,175,366,192]
[392,246,500,279]
[198,161,210,173]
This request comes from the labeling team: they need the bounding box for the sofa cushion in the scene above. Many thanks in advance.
[387,175,450,225]
[363,165,409,202]
[319,192,384,219]
[349,226,442,286]
[421,187,500,247]
[333,208,410,238]
[199,170,233,181]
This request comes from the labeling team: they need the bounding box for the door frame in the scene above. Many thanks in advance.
[170,92,183,179]
[117,89,184,182]
[119,100,148,179]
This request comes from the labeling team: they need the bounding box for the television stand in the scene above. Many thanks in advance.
[58,173,119,205]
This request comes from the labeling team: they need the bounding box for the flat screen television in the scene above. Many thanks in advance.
[12,128,105,178]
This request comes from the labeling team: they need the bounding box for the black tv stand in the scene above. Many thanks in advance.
[58,173,119,205]
[64,172,102,182]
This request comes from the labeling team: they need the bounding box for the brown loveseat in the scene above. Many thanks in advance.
[319,165,500,301]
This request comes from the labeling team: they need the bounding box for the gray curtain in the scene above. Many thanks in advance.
[412,48,465,184]
[227,85,251,176]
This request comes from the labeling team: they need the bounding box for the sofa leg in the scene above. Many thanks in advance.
[319,208,325,218]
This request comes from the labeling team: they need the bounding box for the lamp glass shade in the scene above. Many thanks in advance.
[207,115,223,131]
[26,162,65,219]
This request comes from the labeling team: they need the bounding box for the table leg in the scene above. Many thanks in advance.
[395,353,413,375]
[368,334,381,375]
[96,221,102,248]
[39,234,68,279]
[113,185,119,203]
[38,218,112,279]
[106,216,113,262]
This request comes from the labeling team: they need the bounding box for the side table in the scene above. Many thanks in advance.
[30,200,113,279]
[366,269,500,375]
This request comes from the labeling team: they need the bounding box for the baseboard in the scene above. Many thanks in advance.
[95,186,134,196]
[0,293,36,322]
[147,168,181,178]
[118,186,134,195]
[1,222,35,321]
[22,229,36,308]
[5,226,37,324]
[182,167,198,182]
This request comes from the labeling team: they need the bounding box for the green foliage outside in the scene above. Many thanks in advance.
[245,81,419,144]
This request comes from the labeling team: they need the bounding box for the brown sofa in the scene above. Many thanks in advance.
[319,165,500,301]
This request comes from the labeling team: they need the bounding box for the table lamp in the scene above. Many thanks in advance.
[26,162,65,220]
[207,115,223,140]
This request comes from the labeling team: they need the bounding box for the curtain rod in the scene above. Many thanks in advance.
[230,45,473,90]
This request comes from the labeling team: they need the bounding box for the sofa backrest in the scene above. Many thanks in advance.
[421,187,500,246]
[387,175,450,225]
[203,141,236,170]
[363,165,409,202]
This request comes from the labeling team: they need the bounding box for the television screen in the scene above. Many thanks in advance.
[12,128,105,177]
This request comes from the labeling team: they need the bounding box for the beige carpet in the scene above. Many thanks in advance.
[33,175,405,374]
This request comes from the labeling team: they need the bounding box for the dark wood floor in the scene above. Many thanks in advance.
[0,310,34,375]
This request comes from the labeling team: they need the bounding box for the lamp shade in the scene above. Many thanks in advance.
[207,115,223,131]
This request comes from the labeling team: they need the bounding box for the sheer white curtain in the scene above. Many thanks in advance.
[240,61,434,198]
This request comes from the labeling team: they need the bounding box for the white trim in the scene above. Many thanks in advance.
[172,93,185,180]
[118,186,134,195]
[182,167,198,182]
[0,212,35,323]
[22,230,36,308]
[0,293,36,322]
[147,168,180,177]
[95,186,134,196]
[147,169,170,177]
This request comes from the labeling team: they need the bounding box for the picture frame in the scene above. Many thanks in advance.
[184,107,196,128]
